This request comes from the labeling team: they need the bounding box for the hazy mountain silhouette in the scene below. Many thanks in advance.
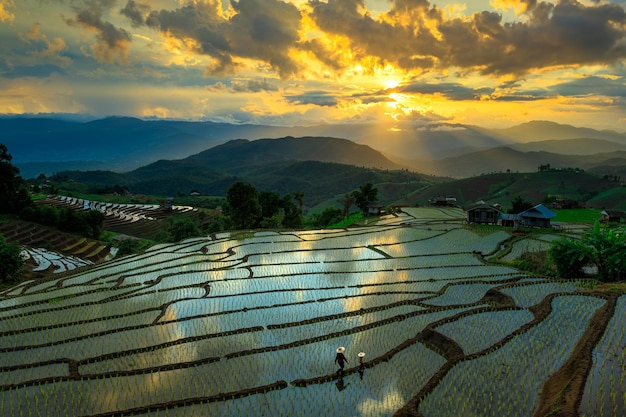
[3,115,626,179]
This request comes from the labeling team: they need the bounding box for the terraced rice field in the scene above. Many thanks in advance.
[0,220,112,275]
[37,196,198,239]
[0,207,623,417]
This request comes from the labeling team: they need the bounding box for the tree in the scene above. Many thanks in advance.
[259,191,281,219]
[310,207,343,228]
[338,193,355,217]
[114,238,142,257]
[292,191,304,212]
[225,181,261,230]
[58,208,91,236]
[168,217,201,242]
[582,223,625,282]
[351,183,378,214]
[0,144,31,214]
[84,210,106,240]
[281,193,303,229]
[549,238,592,279]
[0,234,24,284]
[509,195,533,214]
[549,222,625,282]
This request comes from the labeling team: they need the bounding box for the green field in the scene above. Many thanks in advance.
[553,209,602,223]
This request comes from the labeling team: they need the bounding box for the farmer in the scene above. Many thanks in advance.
[357,352,365,379]
[335,346,348,374]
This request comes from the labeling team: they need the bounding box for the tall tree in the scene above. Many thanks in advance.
[351,183,378,214]
[0,144,31,214]
[281,193,303,229]
[338,193,355,217]
[225,181,261,230]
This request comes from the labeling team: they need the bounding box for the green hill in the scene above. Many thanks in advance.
[403,170,625,210]
[51,136,433,209]
[48,136,624,212]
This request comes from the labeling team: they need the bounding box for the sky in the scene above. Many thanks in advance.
[1,0,626,130]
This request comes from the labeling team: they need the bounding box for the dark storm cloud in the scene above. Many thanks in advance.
[307,0,626,76]
[65,0,131,62]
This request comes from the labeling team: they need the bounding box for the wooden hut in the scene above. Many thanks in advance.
[464,201,502,225]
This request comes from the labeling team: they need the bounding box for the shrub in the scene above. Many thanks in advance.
[0,234,24,284]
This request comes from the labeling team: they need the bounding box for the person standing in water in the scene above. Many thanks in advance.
[357,352,365,379]
[335,347,348,374]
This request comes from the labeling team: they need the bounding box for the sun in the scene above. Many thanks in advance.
[387,92,403,109]
[383,78,401,89]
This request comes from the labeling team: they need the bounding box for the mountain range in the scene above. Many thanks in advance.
[3,116,626,179]
[2,115,625,210]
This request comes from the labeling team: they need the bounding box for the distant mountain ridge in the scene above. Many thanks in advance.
[186,136,402,170]
[409,147,626,178]
[492,120,626,143]
[2,115,626,179]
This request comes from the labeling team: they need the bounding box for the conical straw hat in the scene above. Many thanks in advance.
[336,346,345,353]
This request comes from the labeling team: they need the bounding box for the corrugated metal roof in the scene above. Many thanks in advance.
[519,204,556,219]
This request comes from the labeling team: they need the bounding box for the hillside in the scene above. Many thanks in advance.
[52,137,426,208]
[48,135,626,211]
[186,136,402,170]
[402,170,626,210]
[404,147,626,178]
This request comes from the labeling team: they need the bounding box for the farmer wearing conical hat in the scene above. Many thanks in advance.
[335,346,348,374]
[357,352,365,378]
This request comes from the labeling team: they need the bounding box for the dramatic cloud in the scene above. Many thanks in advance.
[65,0,132,63]
[124,0,301,77]
[394,82,492,100]
[2,0,626,129]
[307,0,626,76]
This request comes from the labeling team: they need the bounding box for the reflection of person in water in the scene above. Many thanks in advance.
[357,351,365,379]
[335,375,350,391]
[335,346,348,374]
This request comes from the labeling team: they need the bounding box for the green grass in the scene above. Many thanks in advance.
[327,212,364,228]
[553,209,602,223]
